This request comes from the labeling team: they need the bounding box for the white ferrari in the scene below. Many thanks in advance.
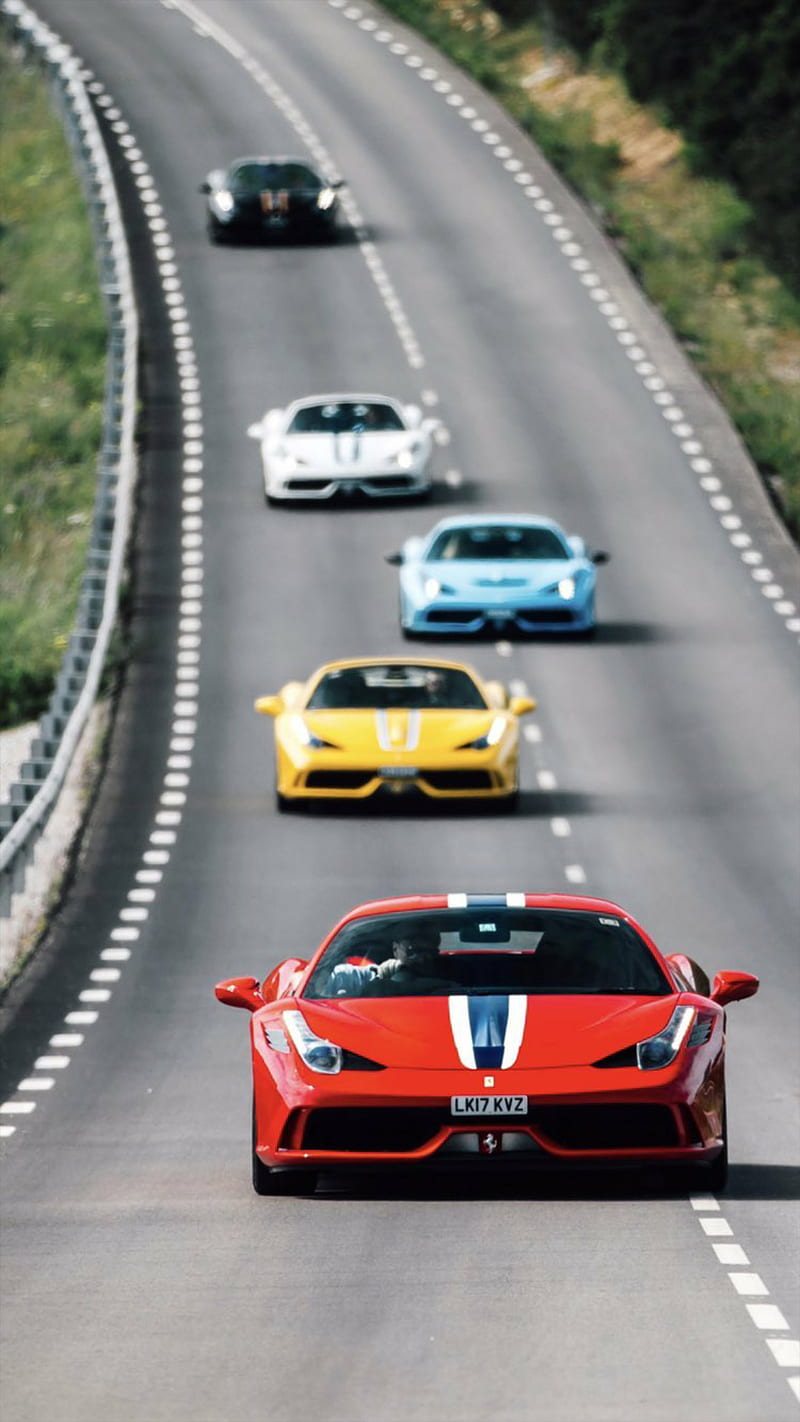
[248,393,438,502]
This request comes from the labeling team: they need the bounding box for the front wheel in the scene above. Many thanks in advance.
[252,1101,316,1195]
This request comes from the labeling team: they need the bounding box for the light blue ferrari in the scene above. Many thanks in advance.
[387,515,609,637]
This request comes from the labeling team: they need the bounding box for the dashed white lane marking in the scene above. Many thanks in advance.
[699,1216,734,1236]
[536,770,557,791]
[495,640,512,657]
[1,41,203,1150]
[523,723,542,744]
[328,0,798,644]
[565,864,587,885]
[692,1196,799,1402]
[550,817,571,837]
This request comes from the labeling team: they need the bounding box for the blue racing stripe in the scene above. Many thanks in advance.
[467,995,509,1069]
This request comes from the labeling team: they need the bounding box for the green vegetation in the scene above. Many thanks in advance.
[381,0,800,530]
[0,43,106,728]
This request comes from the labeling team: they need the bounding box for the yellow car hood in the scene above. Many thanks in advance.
[298,708,499,756]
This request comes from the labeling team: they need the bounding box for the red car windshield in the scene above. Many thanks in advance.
[303,909,671,999]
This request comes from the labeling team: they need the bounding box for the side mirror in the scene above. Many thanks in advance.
[247,422,264,440]
[385,551,403,566]
[710,971,759,1007]
[591,550,610,566]
[509,695,536,717]
[255,695,283,717]
[214,976,264,1011]
[332,178,345,189]
[199,180,211,194]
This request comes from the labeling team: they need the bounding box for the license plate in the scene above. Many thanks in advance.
[380,766,417,778]
[451,1095,528,1116]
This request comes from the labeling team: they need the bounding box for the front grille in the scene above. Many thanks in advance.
[532,1104,679,1149]
[303,1107,446,1152]
[517,608,576,625]
[305,770,374,789]
[363,475,416,490]
[426,609,481,624]
[421,770,495,791]
[285,479,330,491]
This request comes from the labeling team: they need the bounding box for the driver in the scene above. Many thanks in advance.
[376,924,442,985]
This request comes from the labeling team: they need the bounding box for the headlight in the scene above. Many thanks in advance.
[636,1005,695,1070]
[215,189,234,213]
[316,187,336,211]
[274,446,306,471]
[394,448,416,470]
[558,577,576,600]
[461,716,506,750]
[283,1010,342,1074]
[422,577,455,600]
[292,716,336,749]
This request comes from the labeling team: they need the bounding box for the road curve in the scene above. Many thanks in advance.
[1,3,798,1420]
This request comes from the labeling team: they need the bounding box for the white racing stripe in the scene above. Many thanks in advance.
[447,893,468,908]
[448,996,476,1069]
[501,996,527,1068]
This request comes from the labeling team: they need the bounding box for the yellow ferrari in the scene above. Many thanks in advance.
[255,657,536,810]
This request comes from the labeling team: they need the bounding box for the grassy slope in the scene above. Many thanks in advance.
[380,0,800,530]
[0,44,106,729]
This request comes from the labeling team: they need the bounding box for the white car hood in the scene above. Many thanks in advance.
[278,430,416,471]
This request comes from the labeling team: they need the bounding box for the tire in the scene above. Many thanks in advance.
[705,1096,729,1192]
[252,1100,316,1196]
[275,790,294,814]
[687,1097,728,1193]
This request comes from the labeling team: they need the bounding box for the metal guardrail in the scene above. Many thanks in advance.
[0,0,138,917]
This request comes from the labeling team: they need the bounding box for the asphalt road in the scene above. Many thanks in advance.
[1,2,798,1420]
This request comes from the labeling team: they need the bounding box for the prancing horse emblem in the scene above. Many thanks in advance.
[479,1131,500,1156]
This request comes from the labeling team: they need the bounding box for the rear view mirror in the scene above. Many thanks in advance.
[509,695,536,717]
[385,551,403,566]
[710,971,759,1007]
[214,976,264,1011]
[255,695,283,717]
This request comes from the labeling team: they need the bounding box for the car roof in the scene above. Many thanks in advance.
[309,656,484,678]
[285,393,404,410]
[228,155,322,168]
[423,513,568,535]
[336,892,642,924]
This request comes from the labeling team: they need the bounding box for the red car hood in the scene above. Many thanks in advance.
[298,995,678,1070]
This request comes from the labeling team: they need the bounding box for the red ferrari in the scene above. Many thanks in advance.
[215,893,758,1195]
